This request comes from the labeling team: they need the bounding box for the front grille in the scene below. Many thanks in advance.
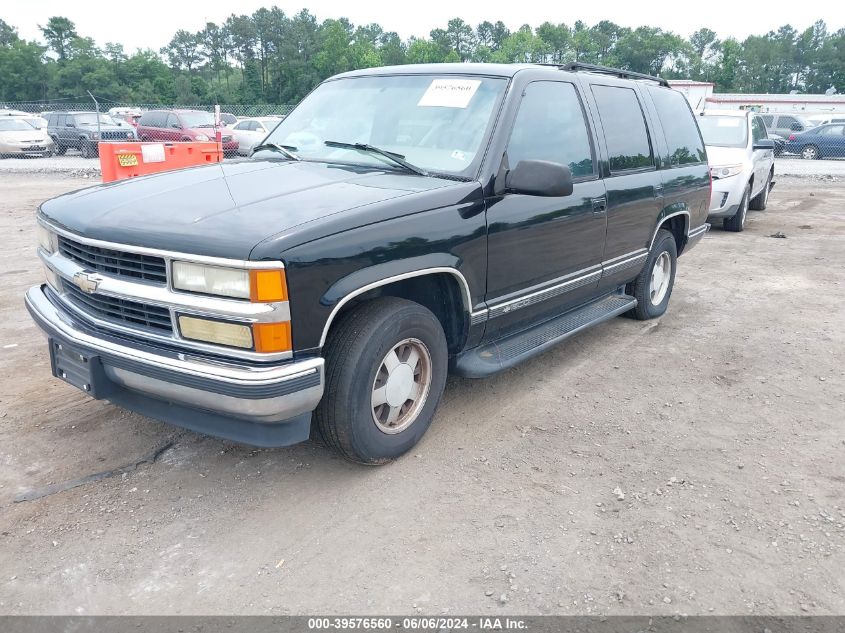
[63,282,173,332]
[58,235,167,284]
[100,130,131,140]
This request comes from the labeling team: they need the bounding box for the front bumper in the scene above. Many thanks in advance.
[0,142,54,156]
[707,174,747,219]
[25,284,324,447]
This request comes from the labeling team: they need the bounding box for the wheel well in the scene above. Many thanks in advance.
[328,273,468,354]
[658,214,688,255]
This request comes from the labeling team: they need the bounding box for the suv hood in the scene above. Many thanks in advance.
[705,145,748,166]
[40,160,460,260]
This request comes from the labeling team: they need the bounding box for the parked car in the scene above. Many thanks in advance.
[760,113,817,138]
[219,112,238,127]
[783,123,845,159]
[45,111,137,158]
[27,62,710,464]
[0,118,54,157]
[135,109,238,155]
[1,112,49,131]
[230,116,282,155]
[806,115,845,127]
[768,132,786,156]
[698,109,775,232]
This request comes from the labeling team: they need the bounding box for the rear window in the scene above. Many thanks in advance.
[591,85,654,173]
[648,88,706,166]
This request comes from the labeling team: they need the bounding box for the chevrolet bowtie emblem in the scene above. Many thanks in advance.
[72,271,102,294]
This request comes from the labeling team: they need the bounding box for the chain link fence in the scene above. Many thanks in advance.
[0,101,296,160]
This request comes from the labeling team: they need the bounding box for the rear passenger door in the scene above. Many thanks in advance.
[750,115,773,190]
[586,82,663,290]
[483,80,607,341]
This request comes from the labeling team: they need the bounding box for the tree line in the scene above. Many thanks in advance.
[1,11,843,106]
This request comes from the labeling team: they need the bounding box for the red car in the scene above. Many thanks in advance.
[135,109,238,155]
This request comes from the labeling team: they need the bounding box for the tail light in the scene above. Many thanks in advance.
[788,134,796,141]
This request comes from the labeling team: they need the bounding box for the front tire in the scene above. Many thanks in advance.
[627,228,677,320]
[724,185,750,232]
[81,139,97,159]
[54,143,67,156]
[749,171,772,211]
[314,297,448,464]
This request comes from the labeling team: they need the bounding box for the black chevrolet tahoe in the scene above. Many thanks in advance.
[27,63,710,464]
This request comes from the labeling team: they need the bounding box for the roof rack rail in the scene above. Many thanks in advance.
[555,62,670,88]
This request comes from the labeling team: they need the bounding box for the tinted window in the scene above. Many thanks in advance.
[761,115,774,126]
[506,81,594,177]
[648,87,706,166]
[751,116,767,142]
[233,121,250,131]
[778,116,799,130]
[57,114,67,127]
[46,113,57,125]
[166,113,180,128]
[592,85,653,172]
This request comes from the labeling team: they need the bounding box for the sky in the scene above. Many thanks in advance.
[5,0,843,53]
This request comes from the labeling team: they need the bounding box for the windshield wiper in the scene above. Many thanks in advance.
[251,142,300,160]
[324,141,428,176]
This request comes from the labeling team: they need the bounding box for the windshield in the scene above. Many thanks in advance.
[179,111,216,128]
[75,113,116,126]
[0,119,35,132]
[258,74,508,175]
[698,116,748,148]
[26,117,48,128]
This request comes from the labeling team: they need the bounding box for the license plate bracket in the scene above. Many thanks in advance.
[49,339,112,399]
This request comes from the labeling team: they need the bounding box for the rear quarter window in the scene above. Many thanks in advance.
[591,85,654,173]
[647,87,706,166]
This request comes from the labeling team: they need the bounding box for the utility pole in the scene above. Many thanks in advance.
[87,90,101,141]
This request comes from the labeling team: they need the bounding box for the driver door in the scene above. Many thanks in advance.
[483,80,607,341]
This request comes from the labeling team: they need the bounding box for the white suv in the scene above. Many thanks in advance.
[698,110,775,232]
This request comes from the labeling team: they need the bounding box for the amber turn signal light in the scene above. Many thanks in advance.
[253,322,292,353]
[250,269,287,302]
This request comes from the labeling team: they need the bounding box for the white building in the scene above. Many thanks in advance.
[668,80,714,111]
[703,93,845,117]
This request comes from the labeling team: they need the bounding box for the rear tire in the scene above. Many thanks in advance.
[724,185,750,232]
[749,171,772,211]
[626,229,678,320]
[801,145,819,160]
[313,297,448,464]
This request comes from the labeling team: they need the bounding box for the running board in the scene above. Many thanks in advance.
[453,294,637,378]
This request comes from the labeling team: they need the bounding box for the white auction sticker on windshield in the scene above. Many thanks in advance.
[418,79,481,108]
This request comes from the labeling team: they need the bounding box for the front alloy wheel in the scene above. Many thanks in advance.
[314,297,448,464]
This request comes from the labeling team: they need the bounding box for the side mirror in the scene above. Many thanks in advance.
[506,160,574,197]
[753,139,775,151]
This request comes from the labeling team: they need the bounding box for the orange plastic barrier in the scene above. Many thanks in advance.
[99,141,224,183]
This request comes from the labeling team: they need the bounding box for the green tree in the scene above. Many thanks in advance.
[39,16,77,61]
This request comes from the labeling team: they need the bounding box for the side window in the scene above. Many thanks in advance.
[820,125,845,136]
[57,114,67,127]
[505,81,594,178]
[647,87,706,166]
[166,114,180,129]
[779,116,799,131]
[751,117,767,142]
[591,85,654,173]
[46,113,56,126]
[247,121,259,131]
[761,115,774,126]
[233,121,249,130]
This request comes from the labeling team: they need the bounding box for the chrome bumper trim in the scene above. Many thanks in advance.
[26,285,324,423]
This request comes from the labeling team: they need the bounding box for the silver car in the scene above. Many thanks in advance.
[699,110,775,232]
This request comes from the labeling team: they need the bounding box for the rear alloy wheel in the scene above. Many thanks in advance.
[314,297,448,464]
[626,228,678,320]
[801,145,819,160]
[724,185,750,232]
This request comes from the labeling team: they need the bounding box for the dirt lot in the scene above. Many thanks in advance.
[0,173,842,616]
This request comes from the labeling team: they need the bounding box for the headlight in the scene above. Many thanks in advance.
[710,164,743,179]
[172,261,288,302]
[195,134,209,141]
[37,224,56,253]
[172,261,250,299]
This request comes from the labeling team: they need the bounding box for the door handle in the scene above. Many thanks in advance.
[591,197,607,214]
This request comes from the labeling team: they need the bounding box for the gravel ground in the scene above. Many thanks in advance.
[0,173,842,616]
